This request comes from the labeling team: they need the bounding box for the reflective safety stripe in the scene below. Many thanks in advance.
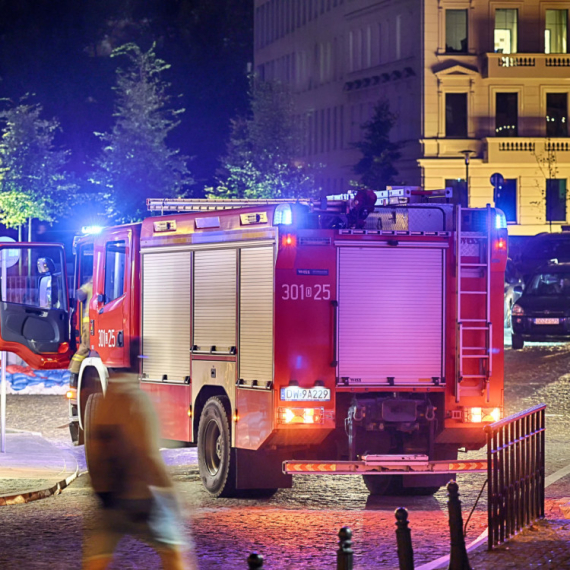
[287,463,338,472]
[283,459,488,475]
[449,461,487,471]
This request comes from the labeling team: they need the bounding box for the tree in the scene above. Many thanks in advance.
[531,140,561,230]
[93,43,193,223]
[0,99,76,231]
[211,77,321,199]
[353,100,400,190]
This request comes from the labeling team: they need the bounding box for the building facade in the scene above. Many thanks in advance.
[254,0,570,236]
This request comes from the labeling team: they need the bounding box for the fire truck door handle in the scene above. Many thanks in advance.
[331,300,338,367]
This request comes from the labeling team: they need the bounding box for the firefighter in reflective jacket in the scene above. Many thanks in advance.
[69,277,93,384]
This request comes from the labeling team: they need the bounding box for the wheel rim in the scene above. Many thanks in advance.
[204,418,223,476]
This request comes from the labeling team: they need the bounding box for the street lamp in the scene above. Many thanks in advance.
[460,150,476,199]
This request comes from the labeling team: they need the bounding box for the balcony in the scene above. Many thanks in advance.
[484,137,570,163]
[484,53,570,78]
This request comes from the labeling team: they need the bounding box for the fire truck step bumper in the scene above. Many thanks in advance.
[282,454,487,475]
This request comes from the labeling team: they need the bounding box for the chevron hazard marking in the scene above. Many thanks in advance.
[287,463,337,472]
[448,461,487,471]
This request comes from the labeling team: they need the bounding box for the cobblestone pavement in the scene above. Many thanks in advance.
[469,500,570,569]
[1,336,570,569]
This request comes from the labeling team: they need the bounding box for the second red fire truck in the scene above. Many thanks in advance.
[0,188,506,496]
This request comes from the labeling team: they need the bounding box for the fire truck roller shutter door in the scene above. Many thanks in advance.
[239,247,274,387]
[194,249,237,353]
[142,251,191,383]
[338,246,445,384]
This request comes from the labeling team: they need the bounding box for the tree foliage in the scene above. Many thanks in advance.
[0,100,76,229]
[353,100,400,190]
[211,78,321,199]
[93,43,193,223]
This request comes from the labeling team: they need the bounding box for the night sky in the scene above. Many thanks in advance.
[0,0,253,190]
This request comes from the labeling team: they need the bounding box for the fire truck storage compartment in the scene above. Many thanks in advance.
[239,246,274,386]
[142,251,191,382]
[194,249,237,353]
[338,245,445,385]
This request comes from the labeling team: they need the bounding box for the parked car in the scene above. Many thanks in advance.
[505,259,524,327]
[517,232,570,282]
[511,261,570,349]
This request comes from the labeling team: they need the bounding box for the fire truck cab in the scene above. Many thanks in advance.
[0,189,507,496]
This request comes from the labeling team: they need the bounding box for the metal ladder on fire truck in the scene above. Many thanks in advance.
[456,204,493,403]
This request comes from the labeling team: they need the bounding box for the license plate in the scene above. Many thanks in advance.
[534,318,560,325]
[280,386,331,401]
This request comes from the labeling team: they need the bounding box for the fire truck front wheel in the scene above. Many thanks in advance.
[197,396,236,498]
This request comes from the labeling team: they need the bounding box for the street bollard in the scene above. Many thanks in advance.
[447,480,472,570]
[247,552,264,569]
[337,526,353,570]
[395,507,414,570]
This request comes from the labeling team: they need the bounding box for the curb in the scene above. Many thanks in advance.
[0,466,80,506]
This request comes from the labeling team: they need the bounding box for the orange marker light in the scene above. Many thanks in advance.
[282,234,296,247]
[495,238,506,250]
[58,342,70,354]
[65,389,76,400]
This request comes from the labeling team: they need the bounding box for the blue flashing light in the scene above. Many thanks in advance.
[274,203,293,225]
[495,210,507,230]
[81,225,103,235]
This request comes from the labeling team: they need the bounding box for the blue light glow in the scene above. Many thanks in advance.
[495,211,507,229]
[81,225,103,235]
[274,204,293,225]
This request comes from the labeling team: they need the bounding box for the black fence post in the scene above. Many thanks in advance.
[395,507,414,570]
[337,526,353,570]
[447,480,472,570]
[247,552,263,569]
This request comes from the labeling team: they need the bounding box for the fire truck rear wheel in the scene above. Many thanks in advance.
[362,475,395,495]
[198,396,236,498]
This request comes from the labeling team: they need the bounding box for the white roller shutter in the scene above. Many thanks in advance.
[239,247,274,384]
[338,246,444,385]
[194,249,237,352]
[142,251,191,383]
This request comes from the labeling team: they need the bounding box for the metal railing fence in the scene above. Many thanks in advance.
[485,403,546,549]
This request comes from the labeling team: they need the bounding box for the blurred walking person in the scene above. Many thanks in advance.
[83,368,196,570]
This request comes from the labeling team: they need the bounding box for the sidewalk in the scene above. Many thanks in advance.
[0,430,200,505]
[0,431,79,505]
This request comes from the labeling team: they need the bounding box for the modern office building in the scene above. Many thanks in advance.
[254,0,570,235]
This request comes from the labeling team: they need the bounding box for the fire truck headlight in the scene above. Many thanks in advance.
[274,204,293,225]
[278,407,324,424]
[464,407,502,423]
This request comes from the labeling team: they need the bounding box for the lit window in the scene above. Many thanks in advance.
[545,10,568,54]
[495,9,518,54]
[446,10,468,53]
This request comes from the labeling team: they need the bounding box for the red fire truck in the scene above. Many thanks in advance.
[0,189,507,496]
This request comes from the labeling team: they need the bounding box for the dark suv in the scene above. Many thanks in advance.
[517,232,570,282]
[511,262,570,349]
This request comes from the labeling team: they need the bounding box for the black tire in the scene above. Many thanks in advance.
[84,392,103,468]
[512,334,524,350]
[363,475,395,495]
[198,396,236,497]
